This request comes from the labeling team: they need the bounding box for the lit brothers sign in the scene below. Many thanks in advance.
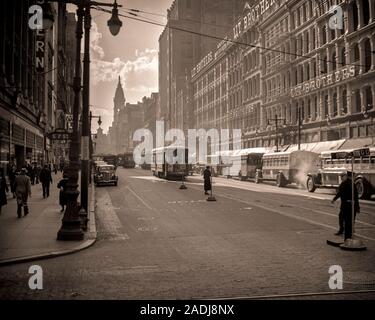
[290,66,356,98]
[233,0,279,40]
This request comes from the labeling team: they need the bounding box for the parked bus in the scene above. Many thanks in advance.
[255,150,319,187]
[230,148,266,181]
[306,147,375,199]
[151,146,191,179]
[122,152,135,168]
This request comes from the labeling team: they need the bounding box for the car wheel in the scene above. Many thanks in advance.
[306,176,316,192]
[355,178,370,200]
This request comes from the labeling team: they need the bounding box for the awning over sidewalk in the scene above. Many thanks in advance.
[339,137,375,150]
[284,139,346,153]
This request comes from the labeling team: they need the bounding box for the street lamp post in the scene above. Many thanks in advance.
[81,0,122,216]
[57,0,85,240]
[55,0,122,240]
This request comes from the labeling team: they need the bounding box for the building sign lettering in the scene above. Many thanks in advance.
[36,29,45,72]
[191,51,213,78]
[291,66,356,98]
[234,0,278,40]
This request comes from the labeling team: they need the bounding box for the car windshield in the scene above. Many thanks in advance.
[98,166,114,171]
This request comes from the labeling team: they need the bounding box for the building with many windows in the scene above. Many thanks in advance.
[0,1,73,171]
[192,0,375,149]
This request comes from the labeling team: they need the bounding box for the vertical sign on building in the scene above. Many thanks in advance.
[36,29,45,73]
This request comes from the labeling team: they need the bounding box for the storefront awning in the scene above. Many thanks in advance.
[339,138,375,150]
[284,139,346,153]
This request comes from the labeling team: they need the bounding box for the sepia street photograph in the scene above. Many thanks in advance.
[0,0,375,308]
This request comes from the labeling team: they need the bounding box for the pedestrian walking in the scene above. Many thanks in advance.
[54,164,58,175]
[30,163,36,185]
[57,174,69,213]
[35,164,41,184]
[8,163,16,198]
[14,168,31,218]
[331,171,360,240]
[0,168,9,215]
[39,164,53,198]
[203,166,212,195]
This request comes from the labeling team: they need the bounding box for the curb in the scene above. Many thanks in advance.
[0,181,97,267]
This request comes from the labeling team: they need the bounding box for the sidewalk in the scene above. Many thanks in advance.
[0,172,97,266]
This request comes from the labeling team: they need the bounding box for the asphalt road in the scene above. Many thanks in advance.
[1,168,375,300]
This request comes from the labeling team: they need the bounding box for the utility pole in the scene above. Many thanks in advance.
[297,106,302,150]
[267,114,286,152]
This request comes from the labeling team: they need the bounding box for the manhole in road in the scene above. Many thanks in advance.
[344,271,375,287]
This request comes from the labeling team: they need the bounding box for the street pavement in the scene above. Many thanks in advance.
[0,168,374,299]
[0,172,96,265]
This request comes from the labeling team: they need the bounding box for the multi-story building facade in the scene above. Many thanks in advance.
[159,0,246,132]
[0,1,70,170]
[142,93,159,146]
[192,0,375,149]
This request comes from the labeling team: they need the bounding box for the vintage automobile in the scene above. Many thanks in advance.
[94,164,118,186]
[306,148,375,199]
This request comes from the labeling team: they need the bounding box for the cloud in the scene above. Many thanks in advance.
[91,48,158,94]
[90,21,105,59]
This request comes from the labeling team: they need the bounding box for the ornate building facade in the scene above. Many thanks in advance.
[192,0,375,148]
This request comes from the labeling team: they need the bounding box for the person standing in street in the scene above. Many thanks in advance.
[0,168,9,215]
[203,166,212,195]
[331,171,360,240]
[57,174,69,213]
[14,168,31,218]
[39,164,52,198]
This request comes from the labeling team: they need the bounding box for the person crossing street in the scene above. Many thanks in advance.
[331,171,360,240]
[203,166,212,195]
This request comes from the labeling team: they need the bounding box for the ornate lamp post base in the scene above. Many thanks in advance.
[57,166,84,241]
[57,222,84,241]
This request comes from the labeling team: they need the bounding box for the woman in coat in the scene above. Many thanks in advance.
[0,168,9,214]
[203,166,212,195]
[57,175,69,212]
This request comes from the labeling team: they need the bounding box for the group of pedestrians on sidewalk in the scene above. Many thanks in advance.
[0,165,69,218]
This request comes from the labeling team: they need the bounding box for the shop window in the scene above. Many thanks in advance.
[359,125,366,137]
[365,86,373,111]
[340,48,346,66]
[363,0,370,25]
[321,25,327,45]
[342,89,348,114]
[333,93,338,116]
[350,127,358,138]
[364,39,372,73]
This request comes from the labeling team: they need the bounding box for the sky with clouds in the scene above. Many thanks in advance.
[69,0,173,133]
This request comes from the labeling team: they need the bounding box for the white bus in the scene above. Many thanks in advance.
[151,146,191,179]
[256,150,319,187]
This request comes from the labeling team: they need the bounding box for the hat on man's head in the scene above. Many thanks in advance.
[339,171,351,177]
